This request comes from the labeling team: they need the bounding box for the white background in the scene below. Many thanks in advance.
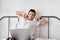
[0,0,60,40]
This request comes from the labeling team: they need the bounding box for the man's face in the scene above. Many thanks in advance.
[28,12,35,20]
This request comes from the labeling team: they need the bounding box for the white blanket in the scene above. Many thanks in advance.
[35,38,57,40]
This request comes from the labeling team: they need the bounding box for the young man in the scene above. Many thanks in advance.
[16,9,47,40]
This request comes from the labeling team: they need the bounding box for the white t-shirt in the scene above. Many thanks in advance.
[15,17,41,40]
[16,17,39,29]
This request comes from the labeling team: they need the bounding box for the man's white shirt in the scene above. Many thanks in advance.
[17,16,40,29]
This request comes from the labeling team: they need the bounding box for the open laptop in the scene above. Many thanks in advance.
[10,29,30,40]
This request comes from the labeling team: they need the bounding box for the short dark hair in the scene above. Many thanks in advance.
[28,9,36,15]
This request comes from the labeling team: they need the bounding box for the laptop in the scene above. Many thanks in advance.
[10,29,30,40]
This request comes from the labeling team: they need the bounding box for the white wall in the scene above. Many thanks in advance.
[1,0,60,17]
[42,0,60,18]
[1,0,43,16]
[0,0,60,40]
[0,0,1,17]
[0,0,42,17]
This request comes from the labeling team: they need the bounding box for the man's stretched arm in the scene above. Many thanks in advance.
[16,11,28,21]
[35,15,48,26]
[16,11,25,17]
[16,11,28,19]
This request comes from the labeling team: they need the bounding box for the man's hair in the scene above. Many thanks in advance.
[28,9,36,15]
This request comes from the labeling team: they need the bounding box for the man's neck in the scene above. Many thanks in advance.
[27,18,34,21]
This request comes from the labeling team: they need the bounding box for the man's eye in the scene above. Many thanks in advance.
[30,14,31,15]
[32,15,34,16]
